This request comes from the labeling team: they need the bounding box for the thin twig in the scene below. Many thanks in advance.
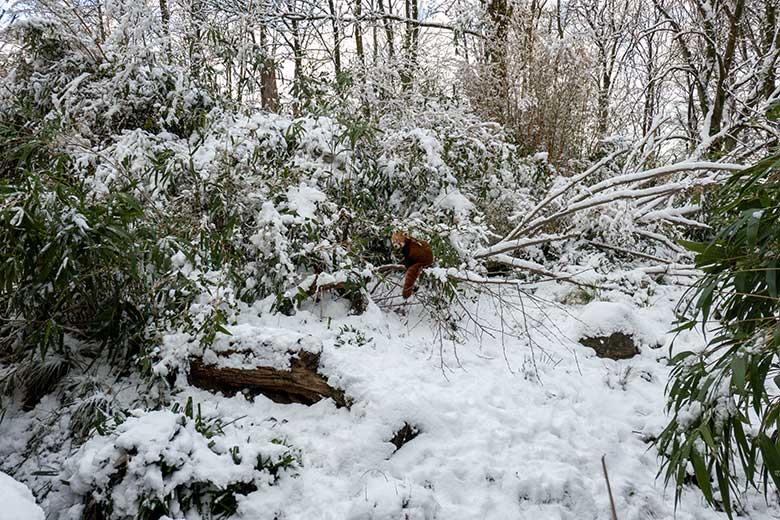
[602,455,619,520]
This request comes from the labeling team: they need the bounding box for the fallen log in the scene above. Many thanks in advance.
[188,351,348,407]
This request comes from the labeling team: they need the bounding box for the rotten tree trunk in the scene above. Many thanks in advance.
[189,351,347,407]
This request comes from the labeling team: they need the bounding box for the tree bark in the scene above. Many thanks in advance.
[327,0,342,76]
[401,0,414,87]
[378,0,395,59]
[708,0,745,151]
[159,0,170,37]
[643,31,655,137]
[259,26,278,112]
[597,44,610,137]
[189,351,347,407]
[291,16,302,115]
[761,0,780,100]
[355,0,365,65]
[483,0,511,120]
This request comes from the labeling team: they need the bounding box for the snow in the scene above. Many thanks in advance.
[3,281,779,519]
[436,188,474,222]
[286,184,327,220]
[575,300,665,348]
[170,250,187,267]
[407,128,446,170]
[64,408,293,519]
[138,284,780,518]
[202,323,322,370]
[569,161,744,204]
[0,472,45,520]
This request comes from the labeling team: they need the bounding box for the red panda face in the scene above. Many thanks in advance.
[391,231,406,249]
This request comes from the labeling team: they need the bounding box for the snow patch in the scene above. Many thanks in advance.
[0,472,45,520]
[576,300,665,349]
[204,324,322,371]
[286,184,327,220]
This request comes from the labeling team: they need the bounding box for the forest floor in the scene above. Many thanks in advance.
[3,274,780,519]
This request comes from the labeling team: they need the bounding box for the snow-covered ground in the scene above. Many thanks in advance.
[0,472,45,520]
[2,278,779,519]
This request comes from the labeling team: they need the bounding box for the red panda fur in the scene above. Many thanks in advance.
[392,231,434,298]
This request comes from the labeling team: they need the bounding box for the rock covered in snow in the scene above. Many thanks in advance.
[579,331,639,359]
[0,472,45,520]
[574,301,663,359]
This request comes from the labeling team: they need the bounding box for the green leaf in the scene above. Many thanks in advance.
[668,350,697,365]
[715,464,734,519]
[699,424,717,453]
[732,420,754,479]
[691,448,714,502]
[732,356,746,393]
[767,261,778,298]
[698,281,715,325]
[758,434,780,492]
[215,324,232,336]
[679,240,709,254]
[746,211,761,247]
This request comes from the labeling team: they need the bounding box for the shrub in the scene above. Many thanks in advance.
[64,400,300,519]
[657,153,780,516]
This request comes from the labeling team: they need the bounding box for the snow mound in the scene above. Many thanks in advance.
[0,472,45,520]
[203,324,322,370]
[437,188,474,222]
[64,409,297,519]
[576,301,665,348]
[286,183,327,220]
[345,474,440,519]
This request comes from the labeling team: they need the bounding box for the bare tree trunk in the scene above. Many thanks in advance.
[411,0,419,57]
[686,77,697,150]
[596,44,610,137]
[355,0,365,65]
[401,0,413,87]
[378,0,395,60]
[259,26,278,112]
[762,0,780,100]
[189,0,205,79]
[642,32,655,137]
[555,0,564,39]
[326,0,342,77]
[372,0,378,65]
[96,1,106,44]
[292,16,303,115]
[708,0,745,151]
[483,0,511,120]
[159,0,170,37]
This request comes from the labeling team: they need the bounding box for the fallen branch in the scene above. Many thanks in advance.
[568,161,743,205]
[474,232,577,259]
[587,240,674,264]
[602,455,619,520]
[518,177,717,239]
[488,161,742,259]
[511,148,630,238]
[492,255,606,289]
[637,263,698,277]
[633,229,685,253]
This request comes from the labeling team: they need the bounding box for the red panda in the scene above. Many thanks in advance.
[391,231,434,299]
